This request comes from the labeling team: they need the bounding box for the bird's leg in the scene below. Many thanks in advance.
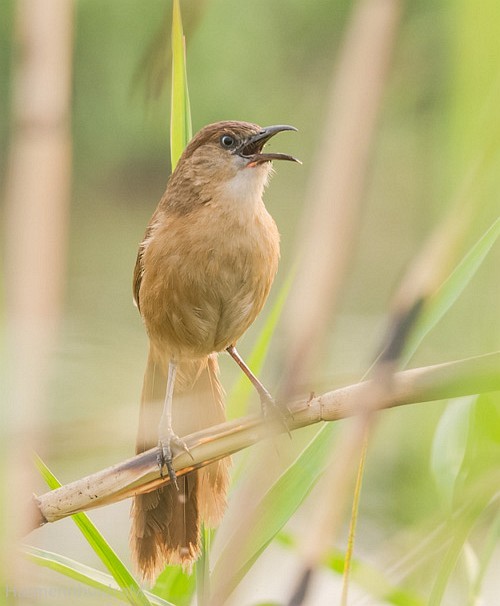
[226,345,289,428]
[157,359,192,490]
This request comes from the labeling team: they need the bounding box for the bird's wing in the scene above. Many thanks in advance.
[133,223,155,312]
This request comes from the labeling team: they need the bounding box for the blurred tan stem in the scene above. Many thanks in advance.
[3,0,73,589]
[277,0,402,603]
[282,0,401,398]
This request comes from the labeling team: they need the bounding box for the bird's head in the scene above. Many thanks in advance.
[169,121,300,206]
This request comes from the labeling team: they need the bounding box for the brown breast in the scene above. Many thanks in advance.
[138,201,279,360]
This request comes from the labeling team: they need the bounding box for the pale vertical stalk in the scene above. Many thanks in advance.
[2,0,74,590]
[281,0,402,603]
[282,0,402,398]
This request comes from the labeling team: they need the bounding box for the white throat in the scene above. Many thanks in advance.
[221,163,272,210]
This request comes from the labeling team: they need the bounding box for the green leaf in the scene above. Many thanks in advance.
[430,397,474,508]
[455,392,500,499]
[476,392,500,444]
[212,426,335,599]
[428,503,483,606]
[403,217,500,364]
[23,546,173,606]
[427,392,500,603]
[34,455,152,606]
[170,0,192,171]
[431,391,500,510]
[153,565,195,606]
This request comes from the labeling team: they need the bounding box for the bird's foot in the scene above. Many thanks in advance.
[260,392,292,437]
[157,431,193,491]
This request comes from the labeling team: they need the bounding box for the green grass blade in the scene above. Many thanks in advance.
[430,396,475,509]
[23,546,173,606]
[403,217,500,364]
[152,566,195,606]
[34,455,152,606]
[227,270,295,419]
[170,0,192,171]
[430,390,500,600]
[428,509,479,606]
[212,426,335,598]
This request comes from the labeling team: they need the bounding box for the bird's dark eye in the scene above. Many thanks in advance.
[220,134,236,149]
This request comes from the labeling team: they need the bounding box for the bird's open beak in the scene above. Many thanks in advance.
[238,125,301,165]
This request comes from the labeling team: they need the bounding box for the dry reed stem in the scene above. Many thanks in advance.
[28,351,500,532]
[282,0,401,398]
[280,0,402,602]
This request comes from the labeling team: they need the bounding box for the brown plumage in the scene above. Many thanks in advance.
[130,120,298,581]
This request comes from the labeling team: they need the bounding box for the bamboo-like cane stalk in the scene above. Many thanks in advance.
[29,352,500,532]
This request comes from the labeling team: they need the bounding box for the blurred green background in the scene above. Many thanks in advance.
[1,0,499,603]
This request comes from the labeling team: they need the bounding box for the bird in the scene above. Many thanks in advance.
[130,120,299,581]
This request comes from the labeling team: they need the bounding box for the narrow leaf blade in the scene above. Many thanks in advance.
[212,426,335,599]
[23,546,173,606]
[170,0,192,170]
[152,565,195,606]
[34,455,152,606]
[430,396,475,508]
[404,217,500,363]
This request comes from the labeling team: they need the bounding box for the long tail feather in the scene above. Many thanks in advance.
[130,351,229,581]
